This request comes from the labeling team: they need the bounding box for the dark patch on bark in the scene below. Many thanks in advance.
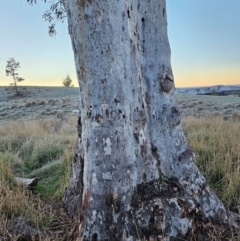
[122,11,125,20]
[168,177,184,196]
[79,0,92,8]
[127,9,130,18]
[101,78,107,84]
[151,143,160,161]
[77,69,81,85]
[178,147,194,162]
[131,178,187,209]
[168,105,181,127]
[133,133,139,143]
[91,233,98,241]
[143,171,147,182]
[171,106,178,114]
[87,111,92,118]
[80,66,87,82]
[105,193,113,207]
[140,140,147,157]
[132,181,163,206]
[80,190,91,222]
[68,24,72,34]
[84,14,90,22]
[72,40,77,55]
[86,139,90,152]
[114,98,120,105]
[96,114,103,123]
[145,92,151,104]
[162,104,167,111]
[104,191,122,226]
[105,109,109,117]
[77,116,82,138]
[113,198,121,213]
[133,109,147,154]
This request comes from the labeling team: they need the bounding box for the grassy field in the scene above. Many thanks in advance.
[183,116,240,206]
[1,87,240,240]
[0,117,77,240]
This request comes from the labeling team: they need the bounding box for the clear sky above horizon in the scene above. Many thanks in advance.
[0,0,239,87]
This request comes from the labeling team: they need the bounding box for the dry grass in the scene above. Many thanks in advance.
[0,117,77,240]
[183,116,240,206]
[0,161,52,225]
[0,160,75,241]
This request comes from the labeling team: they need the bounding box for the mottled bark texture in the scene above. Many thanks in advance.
[62,0,238,240]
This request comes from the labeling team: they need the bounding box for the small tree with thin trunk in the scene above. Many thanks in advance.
[5,58,24,96]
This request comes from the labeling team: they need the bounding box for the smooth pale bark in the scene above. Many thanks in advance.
[62,1,236,240]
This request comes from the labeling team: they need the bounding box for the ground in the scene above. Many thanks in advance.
[0,86,79,123]
[1,86,240,240]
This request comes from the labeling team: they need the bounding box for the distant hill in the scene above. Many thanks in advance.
[175,85,240,96]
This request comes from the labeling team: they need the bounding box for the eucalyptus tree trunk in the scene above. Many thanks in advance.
[63,1,236,240]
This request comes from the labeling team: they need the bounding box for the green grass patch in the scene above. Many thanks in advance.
[21,139,64,170]
[28,156,72,201]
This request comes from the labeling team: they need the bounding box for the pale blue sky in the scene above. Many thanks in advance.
[167,0,240,86]
[0,0,239,87]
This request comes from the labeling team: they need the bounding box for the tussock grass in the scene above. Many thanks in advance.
[183,116,240,206]
[25,100,36,107]
[48,99,56,105]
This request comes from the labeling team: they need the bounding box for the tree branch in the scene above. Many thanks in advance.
[26,0,66,36]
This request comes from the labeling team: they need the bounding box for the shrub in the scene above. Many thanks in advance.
[62,74,74,87]
[48,99,56,105]
[56,111,64,119]
[38,100,45,105]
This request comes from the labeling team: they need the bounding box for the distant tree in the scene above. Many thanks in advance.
[5,58,24,96]
[62,74,74,87]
